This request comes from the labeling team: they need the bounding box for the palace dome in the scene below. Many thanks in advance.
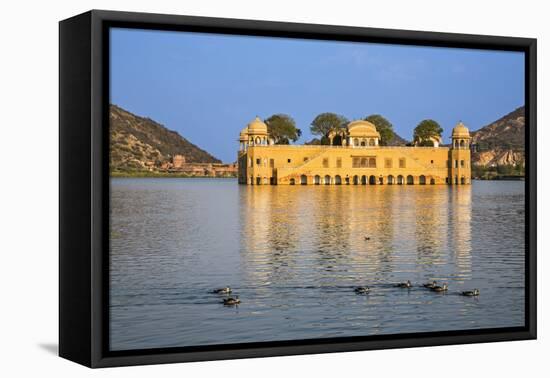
[239,126,249,141]
[347,120,380,138]
[247,116,268,135]
[452,122,471,138]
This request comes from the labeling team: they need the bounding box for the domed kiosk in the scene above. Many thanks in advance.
[347,120,381,147]
[451,121,471,149]
[238,117,272,152]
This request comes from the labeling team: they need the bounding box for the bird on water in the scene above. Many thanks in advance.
[423,281,437,289]
[460,289,480,297]
[396,280,412,288]
[212,287,232,294]
[431,283,448,292]
[223,296,241,306]
[354,286,370,294]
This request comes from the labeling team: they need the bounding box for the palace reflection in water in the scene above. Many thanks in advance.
[110,178,524,351]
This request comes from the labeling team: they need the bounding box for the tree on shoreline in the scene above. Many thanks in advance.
[265,114,302,144]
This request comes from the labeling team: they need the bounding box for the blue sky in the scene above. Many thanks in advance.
[110,28,525,162]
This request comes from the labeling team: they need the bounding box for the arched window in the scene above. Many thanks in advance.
[460,140,465,148]
[369,139,375,146]
[255,137,261,144]
[361,139,366,146]
[354,138,359,146]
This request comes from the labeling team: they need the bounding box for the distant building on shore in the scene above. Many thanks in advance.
[161,154,237,177]
[237,117,471,185]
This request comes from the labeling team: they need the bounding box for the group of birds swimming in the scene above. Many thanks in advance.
[354,280,480,296]
[211,287,241,306]
[213,281,479,307]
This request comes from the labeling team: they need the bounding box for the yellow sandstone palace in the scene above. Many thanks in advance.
[237,117,471,185]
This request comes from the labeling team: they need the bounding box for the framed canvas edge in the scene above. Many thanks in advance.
[58,9,537,368]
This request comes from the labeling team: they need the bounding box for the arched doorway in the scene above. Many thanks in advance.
[361,175,367,185]
[419,175,426,185]
[407,175,414,185]
[289,178,295,185]
[353,175,359,185]
[388,175,394,185]
[324,175,331,185]
[335,175,342,185]
[314,175,321,185]
[300,174,307,185]
[369,175,376,185]
[397,175,404,185]
[430,178,435,185]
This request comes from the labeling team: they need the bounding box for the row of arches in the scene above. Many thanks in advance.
[288,174,437,185]
[249,175,469,185]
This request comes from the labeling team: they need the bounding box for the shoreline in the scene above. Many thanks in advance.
[110,171,237,179]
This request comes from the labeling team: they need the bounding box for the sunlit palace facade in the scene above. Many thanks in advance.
[237,117,471,186]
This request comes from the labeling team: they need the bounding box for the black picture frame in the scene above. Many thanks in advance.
[59,9,537,368]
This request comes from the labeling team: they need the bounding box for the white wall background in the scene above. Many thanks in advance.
[1,0,547,376]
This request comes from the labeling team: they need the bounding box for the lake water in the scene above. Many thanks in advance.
[109,178,525,351]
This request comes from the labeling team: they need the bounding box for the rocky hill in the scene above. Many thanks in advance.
[110,105,220,172]
[471,106,525,167]
[386,131,409,146]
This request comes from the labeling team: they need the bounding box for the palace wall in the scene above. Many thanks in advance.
[238,145,471,185]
